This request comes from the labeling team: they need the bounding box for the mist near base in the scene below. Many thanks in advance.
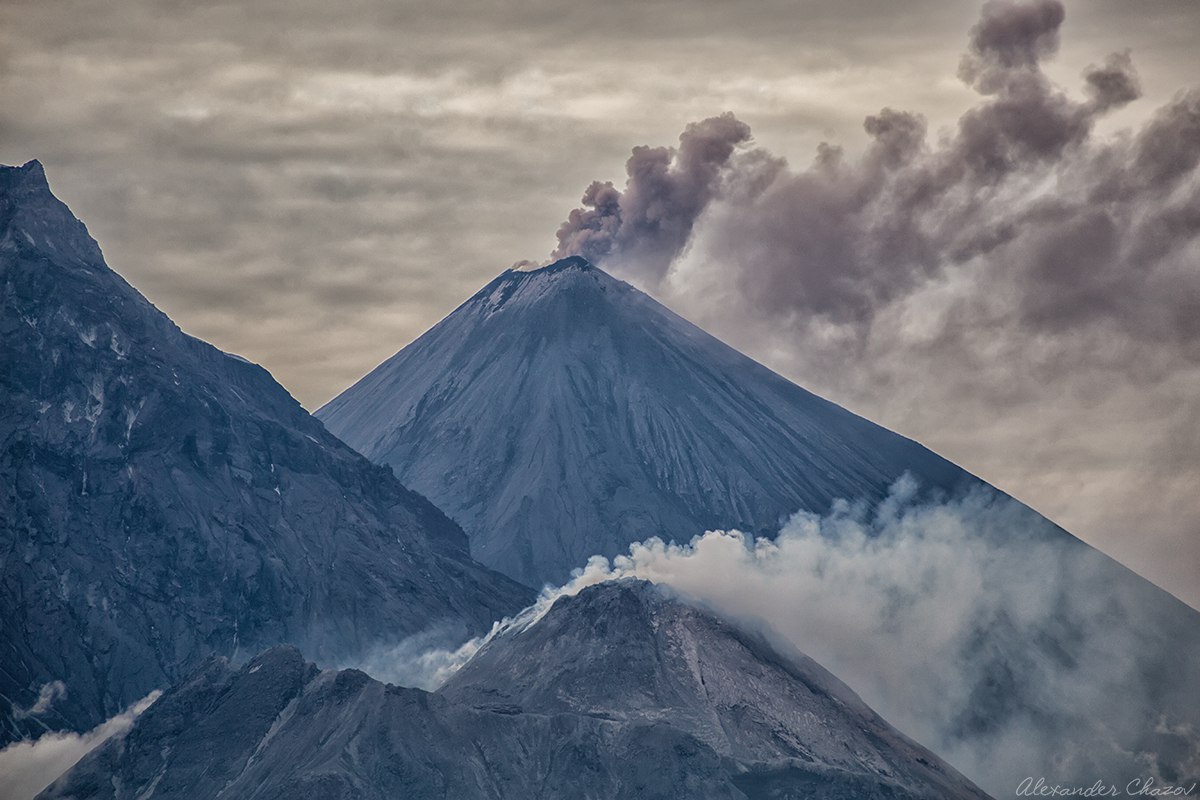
[0,690,160,800]
[363,476,1199,796]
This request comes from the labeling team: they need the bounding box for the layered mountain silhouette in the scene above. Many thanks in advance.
[318,256,975,586]
[39,581,991,800]
[319,255,1200,790]
[0,161,532,743]
[7,161,1200,798]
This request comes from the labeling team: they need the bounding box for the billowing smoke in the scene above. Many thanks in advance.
[552,112,753,282]
[0,690,160,800]
[369,477,1200,796]
[551,0,1200,610]
[568,481,1200,795]
[554,0,1181,333]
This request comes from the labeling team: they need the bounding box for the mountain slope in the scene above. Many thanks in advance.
[0,160,532,743]
[318,256,975,586]
[318,255,1200,793]
[40,581,991,800]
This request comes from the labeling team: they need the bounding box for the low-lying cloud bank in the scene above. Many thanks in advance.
[0,690,160,800]
[367,477,1200,797]
[580,483,1200,795]
[552,0,1200,612]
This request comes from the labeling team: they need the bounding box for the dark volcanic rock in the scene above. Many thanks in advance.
[317,257,977,587]
[0,161,532,743]
[40,582,992,800]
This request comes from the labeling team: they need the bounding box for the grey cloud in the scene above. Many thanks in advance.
[553,180,622,267]
[1084,50,1142,112]
[558,0,1199,358]
[558,1,1164,326]
[954,71,1088,177]
[862,108,927,167]
[962,0,1065,74]
[1129,89,1200,193]
[11,682,66,722]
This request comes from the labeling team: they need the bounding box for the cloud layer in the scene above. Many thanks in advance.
[554,0,1200,609]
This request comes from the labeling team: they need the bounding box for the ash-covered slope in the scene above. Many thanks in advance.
[40,581,991,800]
[441,580,988,798]
[0,161,532,743]
[318,256,973,585]
[316,256,1200,793]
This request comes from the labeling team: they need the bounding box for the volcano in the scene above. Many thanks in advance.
[318,255,1200,792]
[318,256,975,586]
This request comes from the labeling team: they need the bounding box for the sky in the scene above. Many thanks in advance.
[1,0,1197,609]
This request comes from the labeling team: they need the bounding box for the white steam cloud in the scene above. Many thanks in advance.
[349,626,487,692]
[572,479,1200,795]
[370,476,1200,797]
[0,690,160,800]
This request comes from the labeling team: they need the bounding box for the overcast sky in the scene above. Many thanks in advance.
[2,0,1197,608]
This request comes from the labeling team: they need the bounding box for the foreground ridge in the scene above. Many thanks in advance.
[41,582,992,800]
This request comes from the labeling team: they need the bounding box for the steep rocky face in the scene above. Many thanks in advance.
[40,582,991,800]
[318,257,976,587]
[442,580,989,798]
[0,161,532,743]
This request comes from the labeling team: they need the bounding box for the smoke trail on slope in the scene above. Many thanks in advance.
[558,480,1200,795]
[0,690,160,800]
[366,476,1200,796]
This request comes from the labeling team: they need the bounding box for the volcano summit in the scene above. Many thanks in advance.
[318,256,974,586]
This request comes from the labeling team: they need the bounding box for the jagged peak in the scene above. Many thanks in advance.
[537,254,593,273]
[0,159,53,200]
[0,159,104,267]
[498,255,600,286]
[2,158,47,180]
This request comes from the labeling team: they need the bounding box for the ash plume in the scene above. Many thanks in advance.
[550,0,1200,609]
[552,112,752,282]
[556,0,1171,331]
